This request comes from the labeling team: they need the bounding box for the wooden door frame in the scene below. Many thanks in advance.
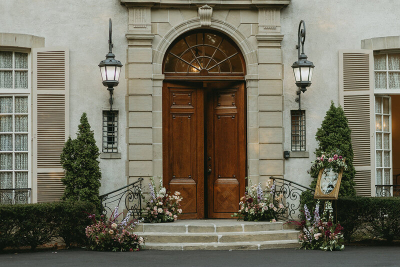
[162,80,247,219]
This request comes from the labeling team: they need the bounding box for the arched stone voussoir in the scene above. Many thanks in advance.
[153,18,258,75]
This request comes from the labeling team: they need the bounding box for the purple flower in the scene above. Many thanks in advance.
[149,182,156,202]
[325,230,331,237]
[313,204,320,226]
[247,197,253,203]
[256,183,263,201]
[304,204,311,221]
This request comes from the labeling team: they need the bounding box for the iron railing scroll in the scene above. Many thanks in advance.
[375,185,400,197]
[100,178,143,219]
[0,188,31,205]
[270,176,315,221]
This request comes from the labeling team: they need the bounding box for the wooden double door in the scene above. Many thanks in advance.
[163,81,246,219]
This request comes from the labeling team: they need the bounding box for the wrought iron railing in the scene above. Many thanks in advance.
[100,178,143,218]
[375,185,400,197]
[0,188,31,204]
[270,176,314,221]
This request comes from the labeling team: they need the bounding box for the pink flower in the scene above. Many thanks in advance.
[328,158,333,162]
[314,233,322,240]
[271,219,276,222]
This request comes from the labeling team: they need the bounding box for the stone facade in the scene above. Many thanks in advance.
[2,0,400,200]
[122,1,288,189]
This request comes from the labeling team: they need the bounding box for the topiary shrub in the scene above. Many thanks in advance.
[60,113,102,210]
[312,101,356,197]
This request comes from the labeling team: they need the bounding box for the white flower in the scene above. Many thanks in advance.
[153,206,157,211]
[158,208,163,213]
[174,191,181,196]
[111,223,117,229]
[139,237,144,244]
[178,209,182,214]
[109,230,114,234]
[159,187,166,197]
[158,202,163,206]
[279,203,284,209]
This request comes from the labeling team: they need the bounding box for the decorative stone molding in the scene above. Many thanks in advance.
[120,0,290,9]
[361,36,400,50]
[128,7,151,33]
[258,8,281,34]
[0,33,44,48]
[199,5,213,27]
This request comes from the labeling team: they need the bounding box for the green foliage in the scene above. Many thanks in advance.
[311,101,356,197]
[0,201,95,251]
[337,197,400,243]
[60,113,102,210]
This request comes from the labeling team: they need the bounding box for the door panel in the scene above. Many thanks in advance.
[163,84,204,219]
[163,81,245,219]
[207,83,246,218]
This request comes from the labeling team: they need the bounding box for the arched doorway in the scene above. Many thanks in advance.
[162,30,247,219]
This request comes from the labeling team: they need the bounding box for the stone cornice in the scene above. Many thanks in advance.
[256,34,284,42]
[126,33,155,40]
[120,0,290,9]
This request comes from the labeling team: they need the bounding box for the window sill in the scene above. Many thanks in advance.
[100,153,121,159]
[289,151,309,158]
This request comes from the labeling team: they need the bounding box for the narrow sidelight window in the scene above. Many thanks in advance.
[291,110,306,151]
[102,111,118,153]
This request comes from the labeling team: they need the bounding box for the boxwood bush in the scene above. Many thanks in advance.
[0,201,95,251]
[337,197,400,243]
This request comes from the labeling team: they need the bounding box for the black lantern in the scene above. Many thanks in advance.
[292,20,314,109]
[99,18,123,110]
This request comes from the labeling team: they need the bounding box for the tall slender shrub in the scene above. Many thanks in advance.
[60,113,102,209]
[311,101,356,197]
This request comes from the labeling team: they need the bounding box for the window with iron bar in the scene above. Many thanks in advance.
[102,110,118,153]
[291,110,306,151]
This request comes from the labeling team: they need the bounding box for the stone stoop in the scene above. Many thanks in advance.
[134,220,300,250]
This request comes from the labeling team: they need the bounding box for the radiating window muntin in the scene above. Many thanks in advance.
[0,95,30,204]
[163,31,245,76]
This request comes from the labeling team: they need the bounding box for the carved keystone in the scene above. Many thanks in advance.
[199,5,213,27]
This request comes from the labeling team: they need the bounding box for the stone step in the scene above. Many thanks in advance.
[133,220,300,250]
[135,221,286,233]
[143,240,300,250]
[139,230,299,244]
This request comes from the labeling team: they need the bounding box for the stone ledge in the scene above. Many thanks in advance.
[100,153,122,159]
[286,151,309,158]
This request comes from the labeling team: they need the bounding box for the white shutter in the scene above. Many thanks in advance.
[32,48,69,203]
[339,50,375,196]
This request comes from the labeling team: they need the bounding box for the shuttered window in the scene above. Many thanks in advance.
[33,48,69,203]
[339,50,375,196]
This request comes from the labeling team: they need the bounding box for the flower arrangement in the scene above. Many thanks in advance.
[232,178,286,222]
[142,177,183,223]
[293,201,344,251]
[85,207,144,252]
[310,150,347,174]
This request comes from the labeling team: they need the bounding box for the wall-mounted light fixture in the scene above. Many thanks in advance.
[99,18,123,111]
[291,20,314,110]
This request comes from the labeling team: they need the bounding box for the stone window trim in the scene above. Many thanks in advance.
[0,33,44,50]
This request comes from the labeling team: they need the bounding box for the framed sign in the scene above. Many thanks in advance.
[314,168,344,200]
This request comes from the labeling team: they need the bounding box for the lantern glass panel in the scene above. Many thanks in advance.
[308,67,313,82]
[300,66,311,82]
[115,66,121,82]
[293,67,301,82]
[100,66,107,82]
[106,66,116,81]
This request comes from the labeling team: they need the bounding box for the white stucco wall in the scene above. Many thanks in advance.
[1,0,129,194]
[281,0,400,187]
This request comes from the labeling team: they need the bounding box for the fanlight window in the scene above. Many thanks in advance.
[163,31,245,76]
